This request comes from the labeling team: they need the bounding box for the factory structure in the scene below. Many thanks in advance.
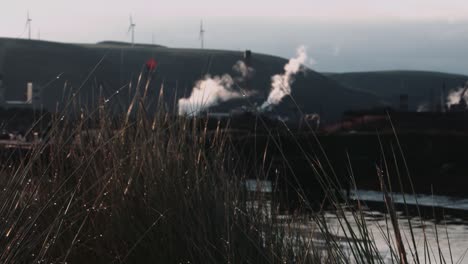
[0,73,42,110]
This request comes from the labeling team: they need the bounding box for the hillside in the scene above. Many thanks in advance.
[0,38,381,122]
[327,71,468,111]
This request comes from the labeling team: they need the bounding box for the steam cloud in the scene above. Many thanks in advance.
[178,61,253,116]
[178,74,240,116]
[233,61,254,80]
[178,46,307,115]
[260,46,308,110]
[416,103,429,112]
[446,84,468,109]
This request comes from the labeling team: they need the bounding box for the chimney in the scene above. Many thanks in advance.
[243,50,252,67]
[27,82,33,103]
[26,82,42,109]
[243,50,252,90]
[441,82,447,112]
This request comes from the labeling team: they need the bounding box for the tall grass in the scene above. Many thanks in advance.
[0,70,461,263]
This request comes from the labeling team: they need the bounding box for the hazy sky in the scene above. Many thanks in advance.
[2,0,468,74]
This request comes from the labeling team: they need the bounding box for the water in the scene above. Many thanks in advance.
[245,179,272,193]
[247,181,468,263]
[351,190,468,211]
[345,190,468,263]
[321,209,468,263]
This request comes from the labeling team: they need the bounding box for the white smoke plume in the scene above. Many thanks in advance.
[178,60,255,116]
[416,103,429,112]
[233,61,254,80]
[446,84,468,109]
[260,46,307,110]
[178,74,241,116]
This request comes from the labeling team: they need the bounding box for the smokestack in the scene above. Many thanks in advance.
[244,50,252,66]
[27,82,33,103]
[26,82,42,109]
[233,59,254,81]
[441,82,447,112]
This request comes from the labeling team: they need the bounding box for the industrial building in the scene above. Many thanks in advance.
[0,73,42,109]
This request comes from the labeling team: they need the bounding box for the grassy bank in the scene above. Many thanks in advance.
[0,82,322,263]
[0,76,460,263]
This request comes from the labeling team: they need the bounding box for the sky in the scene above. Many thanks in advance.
[2,0,468,74]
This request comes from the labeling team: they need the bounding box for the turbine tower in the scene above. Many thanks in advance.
[199,20,205,49]
[128,15,136,47]
[26,11,32,40]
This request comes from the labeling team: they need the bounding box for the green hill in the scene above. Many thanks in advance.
[327,71,468,111]
[0,38,381,122]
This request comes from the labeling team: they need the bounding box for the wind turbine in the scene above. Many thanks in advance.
[199,20,205,49]
[128,15,136,47]
[26,11,32,40]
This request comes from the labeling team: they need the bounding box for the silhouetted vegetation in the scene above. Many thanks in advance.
[0,72,460,263]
